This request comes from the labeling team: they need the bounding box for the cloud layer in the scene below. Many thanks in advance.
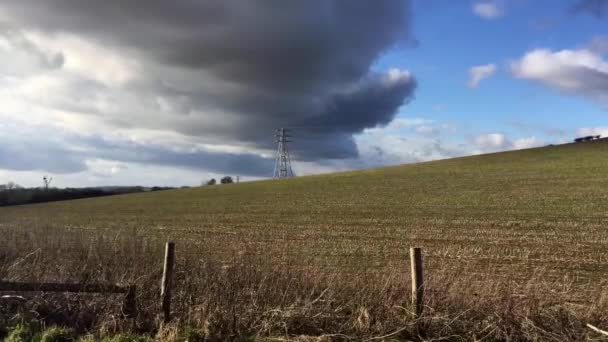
[0,1,416,165]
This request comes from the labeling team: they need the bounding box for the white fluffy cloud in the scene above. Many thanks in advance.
[356,122,544,168]
[473,133,510,150]
[355,130,463,166]
[468,64,497,88]
[472,1,503,19]
[510,48,608,106]
[472,133,543,153]
[576,127,608,137]
[25,32,141,86]
[512,137,544,149]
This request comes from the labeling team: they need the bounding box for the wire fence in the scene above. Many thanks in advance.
[1,223,605,304]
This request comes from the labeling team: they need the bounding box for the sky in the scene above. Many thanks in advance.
[0,0,606,187]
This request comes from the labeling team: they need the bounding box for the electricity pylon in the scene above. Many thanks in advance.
[273,128,295,179]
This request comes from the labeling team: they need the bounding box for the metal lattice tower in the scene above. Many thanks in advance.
[273,128,295,179]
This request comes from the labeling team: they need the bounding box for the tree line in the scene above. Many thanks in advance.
[204,176,235,186]
[0,183,172,207]
[0,174,239,207]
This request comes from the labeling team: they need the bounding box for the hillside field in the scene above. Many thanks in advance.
[2,140,608,340]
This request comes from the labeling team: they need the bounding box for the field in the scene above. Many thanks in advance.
[2,140,608,340]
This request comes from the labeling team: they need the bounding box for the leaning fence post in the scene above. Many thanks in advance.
[161,241,175,323]
[410,247,424,319]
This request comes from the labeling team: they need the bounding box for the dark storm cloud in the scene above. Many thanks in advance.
[308,72,416,131]
[0,0,416,161]
[573,0,608,17]
[290,71,417,159]
[1,1,411,91]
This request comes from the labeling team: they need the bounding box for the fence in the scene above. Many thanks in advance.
[0,242,177,324]
[3,242,604,336]
[0,281,137,318]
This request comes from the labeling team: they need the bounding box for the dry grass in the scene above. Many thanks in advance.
[2,226,608,341]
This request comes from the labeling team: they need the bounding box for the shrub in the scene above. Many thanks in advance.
[101,334,153,342]
[4,324,35,342]
[40,326,76,342]
[177,326,206,342]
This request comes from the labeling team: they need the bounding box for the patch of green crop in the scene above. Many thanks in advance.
[100,335,153,342]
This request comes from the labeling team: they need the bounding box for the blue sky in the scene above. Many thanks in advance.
[370,0,607,146]
[0,0,606,187]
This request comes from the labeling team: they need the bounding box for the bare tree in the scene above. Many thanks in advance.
[43,176,53,190]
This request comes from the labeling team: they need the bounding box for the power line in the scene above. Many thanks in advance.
[273,128,295,179]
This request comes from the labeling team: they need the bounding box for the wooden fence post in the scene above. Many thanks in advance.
[161,241,175,323]
[410,247,424,319]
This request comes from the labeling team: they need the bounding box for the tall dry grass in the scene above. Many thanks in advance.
[1,225,608,341]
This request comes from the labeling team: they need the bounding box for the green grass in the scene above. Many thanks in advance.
[2,141,608,339]
[4,324,34,342]
[2,324,150,342]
